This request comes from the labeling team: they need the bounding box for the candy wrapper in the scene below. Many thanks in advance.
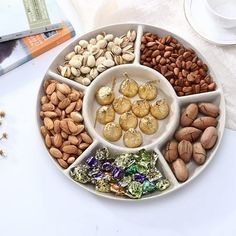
[69,147,171,199]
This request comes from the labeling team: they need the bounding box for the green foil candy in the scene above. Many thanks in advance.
[95,147,110,160]
[156,179,170,191]
[142,180,156,194]
[128,181,143,199]
[146,170,163,182]
[115,153,135,169]
[70,165,91,184]
[125,164,137,175]
[95,179,110,193]
[119,175,132,187]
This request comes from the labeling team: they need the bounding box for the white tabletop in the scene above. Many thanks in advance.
[0,1,236,235]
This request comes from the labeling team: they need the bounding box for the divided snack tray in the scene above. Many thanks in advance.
[37,23,225,200]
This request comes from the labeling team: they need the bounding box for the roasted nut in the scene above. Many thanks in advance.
[200,126,218,149]
[198,103,219,117]
[164,140,178,163]
[178,140,192,163]
[175,127,202,142]
[193,142,207,165]
[192,116,218,130]
[171,158,189,182]
[180,103,198,127]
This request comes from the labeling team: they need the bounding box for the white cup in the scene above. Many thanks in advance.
[205,0,236,28]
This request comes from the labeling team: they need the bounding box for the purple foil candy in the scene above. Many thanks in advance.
[133,173,146,183]
[102,162,112,171]
[93,171,103,180]
[112,167,123,179]
[86,156,98,167]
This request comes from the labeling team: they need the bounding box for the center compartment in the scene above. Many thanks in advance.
[83,64,179,151]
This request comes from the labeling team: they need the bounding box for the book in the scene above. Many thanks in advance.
[0,21,75,76]
[0,0,63,42]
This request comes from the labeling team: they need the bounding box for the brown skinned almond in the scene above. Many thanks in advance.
[45,134,52,148]
[42,103,55,111]
[62,145,78,154]
[44,117,54,130]
[49,147,62,158]
[53,134,63,148]
[56,83,71,95]
[175,127,202,142]
[46,83,56,95]
[80,133,93,144]
[58,98,71,109]
[57,158,69,169]
[65,102,76,114]
[44,111,58,118]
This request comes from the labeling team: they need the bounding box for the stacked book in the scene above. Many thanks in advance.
[0,0,75,76]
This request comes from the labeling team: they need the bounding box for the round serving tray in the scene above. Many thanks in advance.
[37,23,225,201]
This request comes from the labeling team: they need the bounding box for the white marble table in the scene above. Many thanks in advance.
[0,1,236,235]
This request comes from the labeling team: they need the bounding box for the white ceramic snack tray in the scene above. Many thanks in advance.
[37,23,225,201]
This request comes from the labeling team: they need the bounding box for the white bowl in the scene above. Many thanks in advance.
[37,23,225,201]
[205,0,236,28]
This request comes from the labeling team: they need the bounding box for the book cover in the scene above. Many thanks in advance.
[0,0,63,42]
[0,21,75,76]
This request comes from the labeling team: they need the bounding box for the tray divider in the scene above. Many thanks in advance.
[133,24,143,65]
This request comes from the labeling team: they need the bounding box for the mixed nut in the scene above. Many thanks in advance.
[95,73,170,148]
[57,30,136,86]
[163,102,220,182]
[70,147,170,199]
[40,79,93,168]
[140,32,216,96]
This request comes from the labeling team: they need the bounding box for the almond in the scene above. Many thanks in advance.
[58,98,71,109]
[79,142,90,150]
[67,121,78,133]
[61,131,68,139]
[76,124,85,135]
[42,103,55,112]
[56,83,71,95]
[68,135,79,145]
[75,99,82,111]
[41,95,49,104]
[53,134,63,148]
[68,92,80,101]
[62,153,70,161]
[54,107,62,117]
[56,90,66,101]
[80,132,93,144]
[49,147,62,158]
[61,140,71,148]
[67,156,76,164]
[40,126,49,137]
[53,120,61,133]
[45,134,52,148]
[46,83,56,95]
[57,158,69,169]
[60,120,70,134]
[44,111,58,118]
[70,112,83,123]
[60,110,66,120]
[44,117,54,130]
[50,92,59,105]
[65,102,76,114]
[62,145,78,154]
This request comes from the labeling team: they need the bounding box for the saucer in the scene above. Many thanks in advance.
[184,0,236,45]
